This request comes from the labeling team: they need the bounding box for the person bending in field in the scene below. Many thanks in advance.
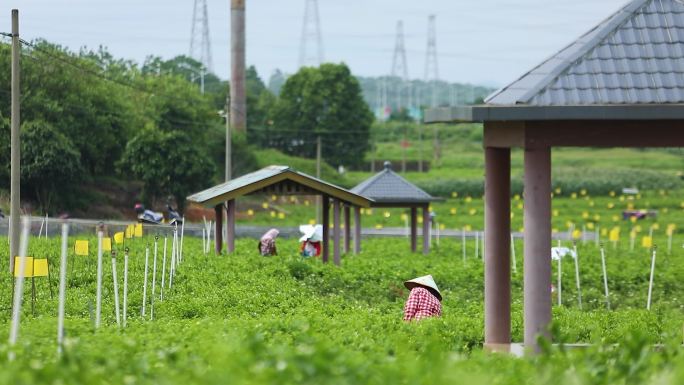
[403,275,442,321]
[258,228,279,256]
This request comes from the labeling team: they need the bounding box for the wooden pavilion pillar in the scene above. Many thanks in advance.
[333,199,341,265]
[422,205,430,254]
[523,145,552,352]
[344,205,351,254]
[484,147,511,350]
[214,204,223,254]
[353,206,361,254]
[322,195,330,263]
[410,206,417,252]
[226,199,236,253]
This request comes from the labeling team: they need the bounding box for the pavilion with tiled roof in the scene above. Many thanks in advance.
[426,0,684,352]
[351,161,441,254]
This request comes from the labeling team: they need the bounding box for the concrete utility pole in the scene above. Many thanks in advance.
[224,96,232,182]
[9,9,21,273]
[230,0,246,132]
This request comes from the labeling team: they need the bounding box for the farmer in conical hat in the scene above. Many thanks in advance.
[403,275,442,321]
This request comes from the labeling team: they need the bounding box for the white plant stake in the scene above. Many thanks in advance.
[38,216,45,237]
[511,233,517,274]
[45,214,49,239]
[9,217,30,361]
[95,231,104,328]
[123,248,129,328]
[160,236,167,301]
[57,223,69,356]
[180,218,185,263]
[202,228,206,255]
[557,240,562,306]
[169,230,176,289]
[595,226,600,247]
[151,236,159,320]
[474,231,479,260]
[600,244,610,310]
[461,228,466,264]
[111,251,121,326]
[647,246,657,310]
[573,242,582,310]
[142,246,150,317]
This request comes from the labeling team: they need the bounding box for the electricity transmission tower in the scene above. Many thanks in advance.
[390,20,410,112]
[299,0,324,67]
[189,0,214,73]
[424,14,439,107]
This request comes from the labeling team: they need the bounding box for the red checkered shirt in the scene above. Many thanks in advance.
[403,287,442,321]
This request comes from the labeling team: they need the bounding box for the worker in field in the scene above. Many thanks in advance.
[402,275,442,321]
[258,228,279,256]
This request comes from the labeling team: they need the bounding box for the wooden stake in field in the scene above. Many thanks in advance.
[123,247,129,328]
[142,246,150,317]
[510,233,517,274]
[95,231,104,329]
[57,223,69,356]
[600,243,610,310]
[111,250,121,326]
[9,217,30,361]
[150,236,159,320]
[572,241,582,310]
[647,245,657,310]
[160,235,167,301]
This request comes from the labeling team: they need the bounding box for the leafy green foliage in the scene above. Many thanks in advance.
[268,63,373,169]
[20,120,83,211]
[1,234,684,384]
[118,128,215,210]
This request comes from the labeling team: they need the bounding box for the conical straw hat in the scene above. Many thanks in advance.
[404,275,442,301]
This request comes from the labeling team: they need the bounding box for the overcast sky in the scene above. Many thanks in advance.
[3,0,629,87]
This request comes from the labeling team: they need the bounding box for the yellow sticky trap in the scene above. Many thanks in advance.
[102,237,112,251]
[33,259,49,277]
[114,232,124,244]
[609,228,620,242]
[125,224,134,238]
[134,223,143,238]
[572,230,582,239]
[75,240,89,256]
[642,236,653,248]
[13,257,34,277]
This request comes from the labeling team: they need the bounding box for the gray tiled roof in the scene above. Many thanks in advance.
[486,0,684,106]
[351,162,437,204]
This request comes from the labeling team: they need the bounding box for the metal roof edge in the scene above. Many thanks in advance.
[471,104,684,121]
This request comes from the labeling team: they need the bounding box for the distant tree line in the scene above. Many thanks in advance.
[0,40,374,213]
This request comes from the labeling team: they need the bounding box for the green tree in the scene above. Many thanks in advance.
[20,120,83,212]
[270,63,373,168]
[118,128,215,211]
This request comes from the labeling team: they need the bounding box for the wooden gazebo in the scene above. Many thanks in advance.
[187,165,372,265]
[426,0,684,352]
[351,161,441,254]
